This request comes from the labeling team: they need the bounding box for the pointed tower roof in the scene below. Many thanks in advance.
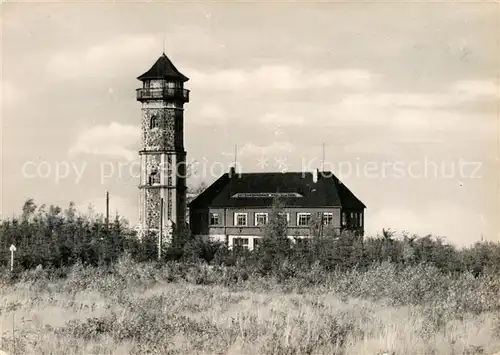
[137,53,189,82]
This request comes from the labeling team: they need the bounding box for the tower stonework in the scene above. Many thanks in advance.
[136,53,189,241]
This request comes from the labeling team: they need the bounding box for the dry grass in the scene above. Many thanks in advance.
[0,260,499,355]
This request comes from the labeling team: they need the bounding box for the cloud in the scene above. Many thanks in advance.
[366,202,489,246]
[337,92,456,109]
[246,75,497,136]
[309,69,374,89]
[331,99,493,134]
[240,141,293,157]
[260,112,305,126]
[337,80,498,111]
[341,140,405,157]
[75,194,137,225]
[68,122,140,161]
[222,141,293,159]
[188,66,375,92]
[47,35,158,80]
[256,98,480,130]
[194,103,228,125]
[451,80,499,98]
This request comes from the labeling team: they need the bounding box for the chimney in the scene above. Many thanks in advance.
[312,169,318,183]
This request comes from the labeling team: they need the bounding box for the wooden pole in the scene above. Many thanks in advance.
[234,144,237,171]
[158,198,164,261]
[105,190,109,226]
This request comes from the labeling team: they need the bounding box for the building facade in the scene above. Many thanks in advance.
[136,53,190,240]
[189,168,366,250]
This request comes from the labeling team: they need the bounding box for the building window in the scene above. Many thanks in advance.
[277,212,290,224]
[234,213,247,226]
[323,212,333,225]
[233,237,249,248]
[253,237,262,249]
[295,238,311,247]
[148,168,160,185]
[297,213,311,226]
[341,212,347,227]
[350,212,357,227]
[209,213,219,226]
[255,212,268,226]
[150,114,158,129]
[359,212,363,227]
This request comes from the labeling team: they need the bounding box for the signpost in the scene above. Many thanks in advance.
[9,244,16,272]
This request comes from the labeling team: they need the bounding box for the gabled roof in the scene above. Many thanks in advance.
[137,53,189,82]
[188,171,366,209]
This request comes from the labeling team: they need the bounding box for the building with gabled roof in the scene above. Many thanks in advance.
[188,167,366,249]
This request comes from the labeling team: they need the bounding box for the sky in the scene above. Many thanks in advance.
[1,1,499,246]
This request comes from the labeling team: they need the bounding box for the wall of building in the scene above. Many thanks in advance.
[190,206,342,239]
[213,206,341,227]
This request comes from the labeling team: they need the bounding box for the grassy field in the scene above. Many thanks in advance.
[1,259,499,355]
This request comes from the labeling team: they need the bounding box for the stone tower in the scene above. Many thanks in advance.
[136,53,189,240]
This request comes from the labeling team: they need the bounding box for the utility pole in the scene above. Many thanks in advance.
[234,144,238,172]
[319,214,324,238]
[158,198,164,261]
[105,190,110,226]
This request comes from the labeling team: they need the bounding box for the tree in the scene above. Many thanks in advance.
[380,228,395,261]
[254,197,291,275]
[21,198,37,221]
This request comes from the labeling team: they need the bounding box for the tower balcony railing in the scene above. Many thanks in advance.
[136,87,190,102]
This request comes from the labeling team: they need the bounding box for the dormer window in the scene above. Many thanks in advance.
[150,114,158,129]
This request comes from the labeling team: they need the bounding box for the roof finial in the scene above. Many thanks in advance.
[162,36,166,55]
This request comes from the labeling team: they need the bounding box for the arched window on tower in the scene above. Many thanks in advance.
[148,167,160,185]
[150,114,158,129]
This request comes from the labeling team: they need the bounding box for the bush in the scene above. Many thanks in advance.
[2,198,500,292]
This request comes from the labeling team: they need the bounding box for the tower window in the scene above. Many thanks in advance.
[150,114,158,129]
[148,168,160,185]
